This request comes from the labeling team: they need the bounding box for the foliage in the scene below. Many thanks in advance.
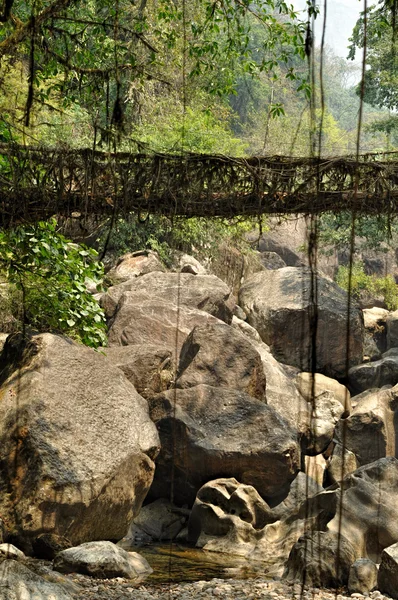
[0,220,107,348]
[318,212,397,253]
[348,1,398,140]
[99,214,261,268]
[336,261,398,310]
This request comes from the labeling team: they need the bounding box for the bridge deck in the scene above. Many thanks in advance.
[1,144,398,224]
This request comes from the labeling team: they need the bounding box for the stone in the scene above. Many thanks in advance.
[176,254,207,275]
[0,543,25,561]
[127,499,189,541]
[118,272,235,323]
[363,307,388,360]
[335,385,398,467]
[0,333,160,547]
[327,457,398,562]
[32,533,71,560]
[284,531,357,588]
[0,559,77,600]
[259,252,287,270]
[348,354,398,395]
[106,250,165,284]
[148,384,300,505]
[363,307,389,330]
[348,558,378,595]
[239,267,363,378]
[305,453,327,486]
[54,540,152,579]
[387,310,398,350]
[296,372,351,417]
[107,298,221,359]
[100,345,173,398]
[0,332,8,352]
[378,542,398,599]
[303,391,346,455]
[186,476,337,570]
[324,442,358,486]
[176,322,267,401]
[272,471,323,520]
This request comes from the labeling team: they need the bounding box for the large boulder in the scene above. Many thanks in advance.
[126,499,189,542]
[284,530,357,588]
[335,385,398,466]
[387,310,398,350]
[296,372,351,417]
[54,540,152,579]
[348,353,398,394]
[363,307,388,360]
[176,322,266,401]
[0,560,77,600]
[326,457,398,562]
[348,558,378,595]
[116,272,235,323]
[107,299,221,357]
[378,542,398,599]
[0,333,160,547]
[148,385,301,505]
[239,267,363,378]
[100,345,173,399]
[186,477,337,570]
[106,250,165,285]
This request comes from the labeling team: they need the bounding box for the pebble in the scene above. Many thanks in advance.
[55,574,395,600]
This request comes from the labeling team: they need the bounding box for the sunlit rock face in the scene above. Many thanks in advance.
[148,385,301,506]
[239,267,364,378]
[0,333,160,549]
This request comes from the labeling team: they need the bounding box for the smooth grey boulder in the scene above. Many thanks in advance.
[259,251,287,270]
[0,559,77,600]
[335,385,398,467]
[284,531,357,588]
[54,540,152,579]
[115,271,235,324]
[106,250,165,285]
[176,322,267,401]
[348,354,398,394]
[148,384,300,505]
[0,333,160,547]
[108,298,221,356]
[378,542,398,599]
[239,267,363,378]
[348,558,378,595]
[126,499,189,542]
[363,307,388,360]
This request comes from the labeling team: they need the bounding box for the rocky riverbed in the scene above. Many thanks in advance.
[54,574,394,600]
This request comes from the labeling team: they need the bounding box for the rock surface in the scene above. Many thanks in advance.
[106,251,165,285]
[348,558,378,595]
[126,499,189,542]
[284,531,357,588]
[378,542,398,599]
[100,345,173,398]
[148,385,300,505]
[0,333,160,547]
[176,322,266,401]
[54,541,152,580]
[239,267,363,378]
[0,559,76,600]
[348,354,398,394]
[335,385,398,466]
[296,372,351,416]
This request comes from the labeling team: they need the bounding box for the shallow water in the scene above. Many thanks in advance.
[121,542,268,584]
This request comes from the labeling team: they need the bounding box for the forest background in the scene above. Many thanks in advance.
[0,0,398,347]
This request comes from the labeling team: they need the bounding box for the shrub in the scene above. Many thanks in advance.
[336,261,398,310]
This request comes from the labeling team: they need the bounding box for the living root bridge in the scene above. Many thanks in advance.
[1,143,398,225]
